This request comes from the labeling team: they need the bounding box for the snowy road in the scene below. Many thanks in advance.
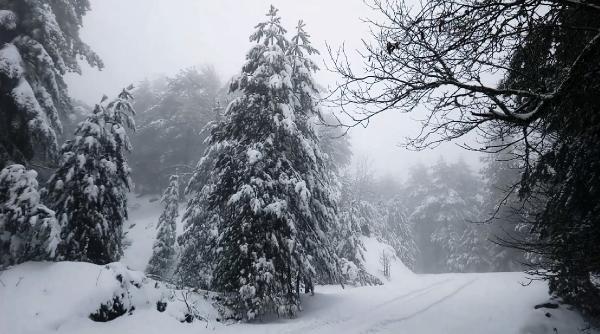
[209,273,555,334]
[121,270,579,334]
[280,277,466,334]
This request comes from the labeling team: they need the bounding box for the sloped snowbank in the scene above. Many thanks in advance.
[121,195,165,271]
[361,236,413,282]
[0,261,218,334]
[122,195,185,271]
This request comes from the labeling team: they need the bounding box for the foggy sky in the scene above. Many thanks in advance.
[66,0,481,181]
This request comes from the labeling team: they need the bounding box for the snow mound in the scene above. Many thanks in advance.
[0,261,218,334]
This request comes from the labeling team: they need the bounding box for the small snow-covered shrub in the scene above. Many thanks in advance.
[340,258,382,286]
[89,296,130,322]
[341,258,359,282]
[88,263,147,322]
[356,270,383,286]
[156,300,167,312]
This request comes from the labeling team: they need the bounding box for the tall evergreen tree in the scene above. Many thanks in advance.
[0,0,102,167]
[287,19,347,286]
[45,88,135,264]
[146,174,179,279]
[177,7,340,319]
[0,164,60,268]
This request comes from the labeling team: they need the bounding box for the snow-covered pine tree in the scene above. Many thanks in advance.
[286,20,347,286]
[335,161,384,285]
[146,174,179,279]
[45,88,135,265]
[298,22,375,280]
[336,201,382,286]
[409,159,487,273]
[383,198,418,270]
[480,140,528,271]
[447,222,492,272]
[337,206,367,272]
[0,1,102,167]
[0,164,60,268]
[177,7,340,319]
[287,19,319,116]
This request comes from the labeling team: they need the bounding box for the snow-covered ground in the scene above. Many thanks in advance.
[0,195,596,334]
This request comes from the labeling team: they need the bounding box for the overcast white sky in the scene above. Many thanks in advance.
[66,0,481,181]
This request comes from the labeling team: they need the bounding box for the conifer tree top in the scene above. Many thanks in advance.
[250,5,287,49]
[290,20,319,58]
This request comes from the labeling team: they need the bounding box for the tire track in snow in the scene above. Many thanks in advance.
[283,278,454,334]
[369,278,453,312]
[362,278,478,334]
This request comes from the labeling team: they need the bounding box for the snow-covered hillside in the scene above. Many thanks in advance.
[121,195,184,271]
[0,196,595,334]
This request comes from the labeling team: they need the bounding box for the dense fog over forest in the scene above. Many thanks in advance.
[65,0,482,179]
[1,0,599,333]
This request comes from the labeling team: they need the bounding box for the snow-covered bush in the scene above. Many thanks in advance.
[340,258,383,286]
[89,263,155,321]
[0,261,220,332]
